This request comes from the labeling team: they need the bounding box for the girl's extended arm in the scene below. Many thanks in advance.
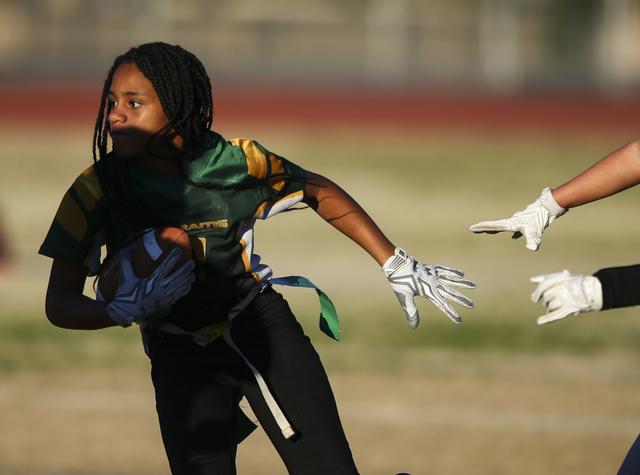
[553,138,640,209]
[470,138,640,251]
[302,171,395,266]
[302,170,475,328]
[45,258,117,330]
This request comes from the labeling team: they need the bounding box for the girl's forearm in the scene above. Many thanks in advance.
[552,139,640,209]
[46,290,117,330]
[45,258,117,330]
[303,171,395,266]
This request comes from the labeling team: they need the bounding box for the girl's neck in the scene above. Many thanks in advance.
[134,154,191,178]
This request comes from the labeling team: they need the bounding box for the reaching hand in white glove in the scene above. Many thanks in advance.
[469,187,567,251]
[530,269,603,325]
[382,247,475,329]
[107,247,196,327]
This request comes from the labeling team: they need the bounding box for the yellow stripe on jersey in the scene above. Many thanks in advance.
[74,166,103,212]
[268,153,286,192]
[236,235,252,272]
[229,138,267,179]
[191,237,207,280]
[251,190,304,219]
[55,191,89,243]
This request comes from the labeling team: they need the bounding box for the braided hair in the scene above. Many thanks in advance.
[94,42,213,163]
[92,42,214,226]
[92,42,308,228]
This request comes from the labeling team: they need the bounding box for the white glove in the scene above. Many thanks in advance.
[530,269,603,325]
[382,247,475,329]
[469,187,567,251]
[107,247,196,327]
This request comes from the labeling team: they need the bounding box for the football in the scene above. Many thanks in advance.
[96,227,193,302]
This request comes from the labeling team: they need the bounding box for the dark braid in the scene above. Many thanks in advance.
[94,42,213,164]
[92,42,214,226]
[92,42,308,226]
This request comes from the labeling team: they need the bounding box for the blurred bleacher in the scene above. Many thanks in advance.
[0,0,639,95]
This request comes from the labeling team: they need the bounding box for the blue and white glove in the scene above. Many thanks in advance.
[470,187,567,251]
[382,247,475,329]
[107,247,196,327]
[530,269,603,325]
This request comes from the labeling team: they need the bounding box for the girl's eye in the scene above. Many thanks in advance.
[130,101,141,108]
[107,99,117,108]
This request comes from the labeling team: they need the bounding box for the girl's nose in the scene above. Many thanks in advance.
[108,103,124,124]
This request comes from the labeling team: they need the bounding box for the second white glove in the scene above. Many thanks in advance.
[470,187,567,251]
[382,247,475,329]
[530,269,603,325]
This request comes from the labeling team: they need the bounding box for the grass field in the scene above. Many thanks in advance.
[2,122,640,474]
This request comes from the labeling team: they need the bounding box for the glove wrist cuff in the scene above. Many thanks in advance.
[584,276,603,311]
[382,247,411,277]
[539,187,567,218]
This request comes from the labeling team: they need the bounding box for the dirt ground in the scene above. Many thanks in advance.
[0,352,640,475]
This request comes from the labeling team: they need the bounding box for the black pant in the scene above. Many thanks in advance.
[147,286,359,475]
[618,433,640,475]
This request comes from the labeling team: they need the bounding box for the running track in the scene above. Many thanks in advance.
[1,81,639,134]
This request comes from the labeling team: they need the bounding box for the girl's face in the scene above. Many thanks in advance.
[107,62,180,161]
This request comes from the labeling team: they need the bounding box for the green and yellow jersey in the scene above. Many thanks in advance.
[40,131,308,331]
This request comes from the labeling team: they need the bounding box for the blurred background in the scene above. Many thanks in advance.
[2,0,640,93]
[3,1,640,474]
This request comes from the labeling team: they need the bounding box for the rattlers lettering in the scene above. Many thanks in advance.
[182,220,228,231]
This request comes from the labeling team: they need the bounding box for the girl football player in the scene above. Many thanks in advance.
[40,42,475,475]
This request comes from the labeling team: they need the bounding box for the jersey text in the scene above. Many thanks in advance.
[182,220,228,231]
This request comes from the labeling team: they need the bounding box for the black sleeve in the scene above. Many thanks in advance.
[593,264,640,310]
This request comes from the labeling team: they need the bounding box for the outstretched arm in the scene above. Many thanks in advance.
[529,264,640,325]
[552,138,640,208]
[302,170,475,328]
[470,138,640,250]
[302,171,395,265]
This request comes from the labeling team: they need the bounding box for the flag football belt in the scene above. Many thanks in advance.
[152,275,340,441]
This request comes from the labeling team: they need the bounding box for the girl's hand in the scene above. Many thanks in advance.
[469,187,567,251]
[382,247,475,329]
[107,247,195,327]
[530,270,602,325]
